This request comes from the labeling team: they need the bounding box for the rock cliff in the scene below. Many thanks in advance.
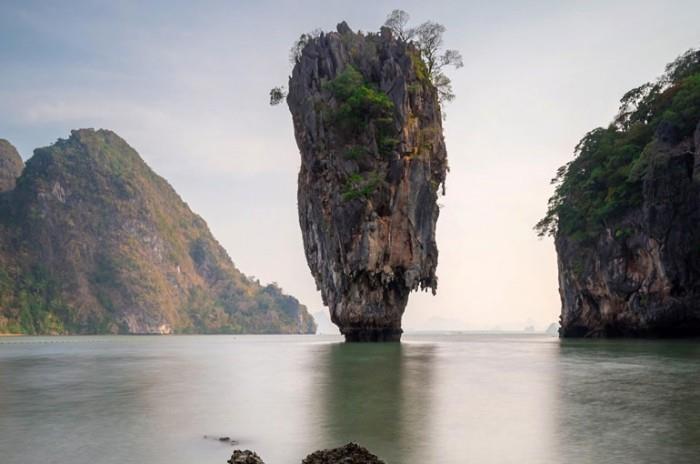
[0,129,316,335]
[539,49,700,337]
[286,23,448,341]
[0,139,23,193]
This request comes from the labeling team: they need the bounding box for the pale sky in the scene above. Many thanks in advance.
[1,0,699,331]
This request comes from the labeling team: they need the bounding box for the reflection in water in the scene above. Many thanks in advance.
[2,335,700,464]
[0,336,322,464]
[556,340,700,464]
[313,342,435,463]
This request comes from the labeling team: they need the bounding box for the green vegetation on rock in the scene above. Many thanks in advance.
[384,10,463,103]
[324,65,397,156]
[536,49,700,241]
[0,129,316,335]
[342,172,382,201]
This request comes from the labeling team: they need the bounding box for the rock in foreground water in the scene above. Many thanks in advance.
[301,443,385,464]
[227,443,385,464]
[228,450,265,464]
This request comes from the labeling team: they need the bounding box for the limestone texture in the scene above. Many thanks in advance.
[557,119,700,337]
[287,23,447,341]
[549,50,700,337]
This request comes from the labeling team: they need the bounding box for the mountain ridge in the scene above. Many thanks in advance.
[0,128,316,335]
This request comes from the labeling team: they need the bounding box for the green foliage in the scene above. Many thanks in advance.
[615,227,634,239]
[343,146,368,160]
[537,49,700,241]
[384,11,463,104]
[324,66,395,138]
[657,74,700,137]
[342,172,381,201]
[323,66,399,161]
[0,129,315,335]
[269,86,287,106]
[409,49,429,84]
[2,266,72,334]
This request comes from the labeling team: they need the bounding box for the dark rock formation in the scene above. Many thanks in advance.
[543,50,700,337]
[0,129,315,335]
[225,443,385,464]
[557,120,700,337]
[228,450,265,464]
[301,443,385,464]
[0,139,23,193]
[287,23,447,341]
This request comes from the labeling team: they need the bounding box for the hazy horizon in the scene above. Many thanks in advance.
[2,0,699,331]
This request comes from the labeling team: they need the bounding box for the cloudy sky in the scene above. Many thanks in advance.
[1,0,699,331]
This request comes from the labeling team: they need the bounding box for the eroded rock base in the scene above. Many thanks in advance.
[341,327,403,342]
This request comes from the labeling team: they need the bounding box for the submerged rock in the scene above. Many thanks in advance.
[287,23,448,341]
[301,443,385,464]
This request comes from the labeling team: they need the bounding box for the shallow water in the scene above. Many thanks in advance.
[0,334,698,464]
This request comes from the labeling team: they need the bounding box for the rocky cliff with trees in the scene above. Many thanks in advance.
[0,129,315,335]
[280,11,459,341]
[537,49,700,337]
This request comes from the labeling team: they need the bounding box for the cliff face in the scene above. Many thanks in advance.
[0,129,315,335]
[557,120,700,337]
[0,140,23,193]
[287,23,447,341]
[543,50,700,337]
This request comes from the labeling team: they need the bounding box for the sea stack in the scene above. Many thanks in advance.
[538,49,700,337]
[287,22,448,341]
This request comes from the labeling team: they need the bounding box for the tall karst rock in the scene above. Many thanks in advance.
[538,49,700,337]
[287,23,448,341]
[0,129,316,335]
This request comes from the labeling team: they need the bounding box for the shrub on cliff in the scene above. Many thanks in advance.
[383,10,463,103]
[322,65,397,159]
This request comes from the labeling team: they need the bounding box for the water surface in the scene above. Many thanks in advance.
[0,334,698,463]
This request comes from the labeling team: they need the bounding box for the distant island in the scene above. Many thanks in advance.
[538,49,700,337]
[0,129,315,335]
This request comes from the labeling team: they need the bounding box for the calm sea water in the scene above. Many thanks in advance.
[0,334,699,464]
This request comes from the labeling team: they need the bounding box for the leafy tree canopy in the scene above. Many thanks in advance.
[384,10,463,103]
[535,49,700,241]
